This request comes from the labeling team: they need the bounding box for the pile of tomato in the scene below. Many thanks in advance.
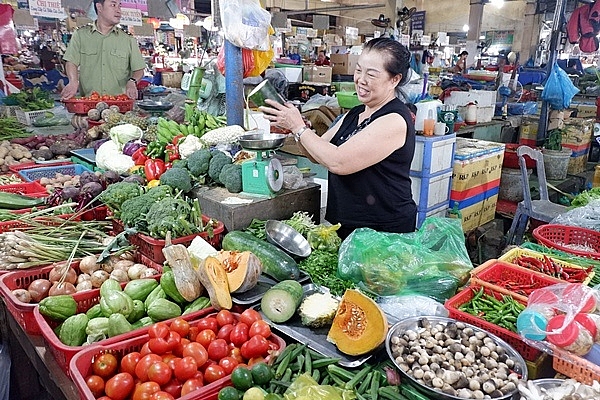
[83,309,281,400]
[75,92,132,102]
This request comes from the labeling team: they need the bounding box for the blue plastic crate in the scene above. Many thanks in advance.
[416,203,449,229]
[19,164,92,182]
[411,134,456,176]
[411,169,453,210]
[70,148,96,164]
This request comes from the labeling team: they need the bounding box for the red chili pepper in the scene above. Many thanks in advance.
[144,158,166,181]
[132,147,148,166]
[164,143,180,162]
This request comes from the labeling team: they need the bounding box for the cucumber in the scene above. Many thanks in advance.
[0,192,45,210]
[261,280,303,323]
[222,231,300,282]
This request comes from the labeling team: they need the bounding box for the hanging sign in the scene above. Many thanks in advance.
[345,26,358,40]
[410,11,425,36]
[121,0,147,15]
[120,8,142,26]
[28,0,66,19]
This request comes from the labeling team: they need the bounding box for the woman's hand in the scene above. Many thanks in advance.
[259,99,305,133]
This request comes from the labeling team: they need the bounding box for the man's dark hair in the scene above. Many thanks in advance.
[362,37,411,86]
[93,0,105,15]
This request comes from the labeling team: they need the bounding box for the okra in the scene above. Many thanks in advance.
[321,375,331,386]
[304,348,312,375]
[293,355,305,372]
[327,371,348,387]
[357,371,374,395]
[355,393,369,400]
[275,351,292,379]
[311,369,320,382]
[370,370,380,400]
[345,365,372,390]
[311,357,341,369]
[273,343,295,366]
[378,386,403,400]
[282,368,293,382]
[327,364,354,382]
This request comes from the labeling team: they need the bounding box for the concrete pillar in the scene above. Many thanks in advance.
[519,1,541,62]
[466,3,484,66]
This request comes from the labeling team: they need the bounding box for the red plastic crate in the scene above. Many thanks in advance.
[0,214,78,234]
[552,348,600,385]
[0,181,48,197]
[69,313,286,399]
[533,224,600,260]
[0,254,162,335]
[114,216,226,265]
[445,285,542,361]
[9,161,73,173]
[470,259,567,303]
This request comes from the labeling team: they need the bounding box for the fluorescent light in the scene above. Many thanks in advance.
[463,24,469,32]
[490,0,504,8]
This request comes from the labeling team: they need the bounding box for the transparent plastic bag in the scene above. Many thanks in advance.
[219,0,271,50]
[551,199,600,232]
[0,342,10,400]
[377,295,449,320]
[337,217,472,302]
[284,373,355,400]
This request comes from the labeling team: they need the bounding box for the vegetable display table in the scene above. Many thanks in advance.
[194,182,321,232]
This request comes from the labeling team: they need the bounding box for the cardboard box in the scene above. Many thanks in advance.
[288,82,332,102]
[452,138,505,193]
[277,66,303,83]
[519,117,539,146]
[330,54,360,75]
[572,103,597,119]
[562,118,593,147]
[303,66,332,84]
[450,191,499,232]
[457,105,495,123]
[568,153,588,174]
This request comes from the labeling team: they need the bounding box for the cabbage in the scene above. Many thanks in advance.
[109,123,143,150]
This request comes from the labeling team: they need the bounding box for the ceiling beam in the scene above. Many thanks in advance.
[279,3,386,16]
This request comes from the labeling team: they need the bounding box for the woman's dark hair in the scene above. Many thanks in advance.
[362,37,411,86]
[459,51,469,57]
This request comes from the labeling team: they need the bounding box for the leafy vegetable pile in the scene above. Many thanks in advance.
[5,87,54,111]
[570,187,600,208]
[0,117,30,140]
[299,250,354,297]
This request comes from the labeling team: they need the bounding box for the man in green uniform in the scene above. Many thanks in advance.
[61,0,146,100]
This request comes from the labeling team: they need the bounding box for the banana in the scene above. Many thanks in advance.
[180,124,189,135]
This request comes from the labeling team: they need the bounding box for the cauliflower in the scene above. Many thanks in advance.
[96,140,135,175]
[298,292,339,328]
[178,135,204,159]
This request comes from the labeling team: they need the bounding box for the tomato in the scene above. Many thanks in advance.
[181,378,204,396]
[229,347,244,363]
[196,317,218,334]
[151,391,176,400]
[239,309,261,327]
[140,342,152,356]
[217,324,234,341]
[208,339,229,362]
[183,342,208,368]
[248,320,271,338]
[148,338,170,355]
[230,323,249,347]
[247,357,266,366]
[120,352,141,376]
[218,356,239,375]
[135,354,162,382]
[166,331,181,349]
[188,326,199,342]
[204,364,226,383]
[216,310,236,328]
[170,318,190,338]
[105,372,135,400]
[170,357,195,382]
[162,379,182,398]
[147,361,172,386]
[240,335,269,360]
[172,338,189,358]
[149,323,170,339]
[85,374,105,398]
[93,353,118,379]
[132,381,161,400]
[196,328,216,348]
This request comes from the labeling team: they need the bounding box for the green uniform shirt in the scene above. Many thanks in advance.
[63,22,146,97]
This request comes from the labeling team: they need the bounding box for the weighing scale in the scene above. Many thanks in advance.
[238,132,287,197]
[137,100,175,121]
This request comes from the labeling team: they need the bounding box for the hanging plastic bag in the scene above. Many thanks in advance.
[219,0,271,50]
[541,63,580,110]
[248,47,274,77]
[216,46,256,78]
[337,217,472,302]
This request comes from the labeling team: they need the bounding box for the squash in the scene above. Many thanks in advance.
[197,256,232,311]
[214,250,263,293]
[71,114,88,129]
[162,234,204,302]
[327,289,388,356]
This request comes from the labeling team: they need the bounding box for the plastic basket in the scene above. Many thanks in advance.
[445,285,542,361]
[533,224,600,260]
[0,173,24,184]
[114,216,226,265]
[0,213,76,234]
[470,259,564,303]
[9,161,73,173]
[18,164,92,182]
[552,348,600,385]
[69,313,286,398]
[15,108,53,125]
[498,247,594,285]
[335,92,362,108]
[0,181,47,197]
[63,99,134,114]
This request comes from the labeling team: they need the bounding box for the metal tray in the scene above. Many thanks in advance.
[232,272,310,305]
[69,148,96,164]
[255,283,387,368]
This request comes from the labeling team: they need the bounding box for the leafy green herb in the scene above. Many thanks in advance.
[284,211,317,236]
[0,117,30,139]
[544,128,565,151]
[570,187,600,208]
[5,87,54,111]
[244,218,267,240]
[299,250,354,297]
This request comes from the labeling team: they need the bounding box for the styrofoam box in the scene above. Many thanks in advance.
[445,90,497,108]
[411,134,456,175]
[312,178,328,209]
[411,170,453,209]
[457,105,495,123]
[416,203,449,229]
[276,67,303,83]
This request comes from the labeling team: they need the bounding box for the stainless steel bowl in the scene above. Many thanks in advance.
[238,133,287,151]
[386,316,528,400]
[137,99,174,112]
[265,220,311,258]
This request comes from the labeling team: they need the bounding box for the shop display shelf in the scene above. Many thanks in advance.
[69,313,286,399]
[445,285,542,361]
[533,224,600,260]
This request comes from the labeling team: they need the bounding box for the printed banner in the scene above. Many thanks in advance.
[120,7,142,26]
[121,0,147,14]
[28,0,66,19]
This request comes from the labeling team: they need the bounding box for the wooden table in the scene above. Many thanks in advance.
[0,298,78,400]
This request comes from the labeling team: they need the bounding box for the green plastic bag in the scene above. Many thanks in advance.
[337,217,472,302]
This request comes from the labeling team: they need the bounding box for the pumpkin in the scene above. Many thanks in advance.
[214,250,262,293]
[327,289,388,356]
[197,256,232,311]
[162,238,204,302]
[71,114,88,129]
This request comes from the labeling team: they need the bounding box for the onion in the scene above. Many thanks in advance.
[90,270,110,288]
[27,279,51,302]
[110,269,130,283]
[140,268,159,278]
[113,260,134,272]
[48,282,77,296]
[127,264,147,280]
[48,265,77,285]
[77,273,91,284]
[79,255,101,275]
[76,280,93,292]
[13,289,32,303]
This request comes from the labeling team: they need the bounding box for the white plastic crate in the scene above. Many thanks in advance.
[411,170,453,209]
[411,134,456,175]
[457,105,495,123]
[15,108,52,126]
[416,203,449,229]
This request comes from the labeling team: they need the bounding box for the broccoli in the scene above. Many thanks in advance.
[145,185,173,201]
[208,151,232,184]
[171,159,188,169]
[120,186,172,231]
[146,197,198,238]
[187,149,212,177]
[219,163,243,193]
[99,181,144,215]
[159,168,193,193]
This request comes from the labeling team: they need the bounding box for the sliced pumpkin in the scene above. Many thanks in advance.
[162,234,204,302]
[214,250,263,293]
[197,256,232,311]
[327,289,388,356]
